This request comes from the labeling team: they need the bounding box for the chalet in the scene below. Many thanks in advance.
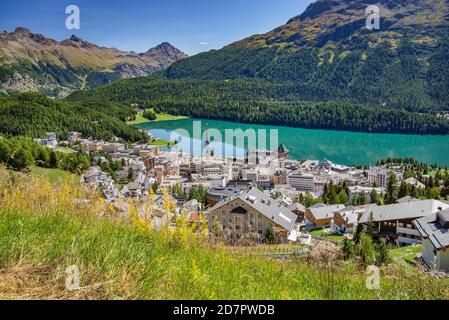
[304,204,345,228]
[332,205,376,234]
[209,185,297,241]
[359,200,449,246]
[288,203,306,223]
[414,209,449,272]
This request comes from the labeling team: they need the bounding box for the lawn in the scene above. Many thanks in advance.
[30,166,81,184]
[127,110,187,125]
[310,229,345,243]
[390,245,422,266]
[149,139,174,147]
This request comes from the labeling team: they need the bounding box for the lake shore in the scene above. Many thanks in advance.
[136,118,449,167]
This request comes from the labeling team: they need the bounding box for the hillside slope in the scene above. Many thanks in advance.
[67,78,449,135]
[0,28,188,97]
[164,0,449,111]
[0,170,448,300]
[0,92,146,142]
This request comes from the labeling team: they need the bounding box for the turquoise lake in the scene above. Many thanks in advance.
[137,118,449,167]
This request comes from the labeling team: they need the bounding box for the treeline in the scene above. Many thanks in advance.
[0,136,89,173]
[67,78,449,135]
[0,92,147,142]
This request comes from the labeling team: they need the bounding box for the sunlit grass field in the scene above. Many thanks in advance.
[30,166,81,184]
[127,110,187,125]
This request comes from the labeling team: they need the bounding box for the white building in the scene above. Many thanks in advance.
[415,209,449,272]
[34,132,58,148]
[287,171,315,192]
[348,186,385,203]
[368,166,402,188]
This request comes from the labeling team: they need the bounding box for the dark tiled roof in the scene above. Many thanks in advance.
[414,209,449,250]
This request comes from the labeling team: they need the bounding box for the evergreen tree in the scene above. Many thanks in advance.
[370,189,380,205]
[359,192,367,205]
[386,174,398,204]
[338,189,349,205]
[352,195,359,206]
[49,150,58,168]
[11,148,33,171]
[398,181,410,199]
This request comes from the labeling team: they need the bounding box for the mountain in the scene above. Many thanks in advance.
[164,0,449,112]
[0,28,188,97]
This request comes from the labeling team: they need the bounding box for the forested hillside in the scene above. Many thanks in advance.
[67,78,449,135]
[0,93,146,142]
[163,0,449,112]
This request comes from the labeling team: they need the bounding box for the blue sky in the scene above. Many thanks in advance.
[0,0,312,55]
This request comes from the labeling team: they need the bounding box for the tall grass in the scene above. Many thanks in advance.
[0,168,448,300]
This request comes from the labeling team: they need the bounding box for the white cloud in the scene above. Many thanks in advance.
[200,42,208,46]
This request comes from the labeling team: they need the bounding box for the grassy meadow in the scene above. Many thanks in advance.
[127,110,187,125]
[0,167,448,300]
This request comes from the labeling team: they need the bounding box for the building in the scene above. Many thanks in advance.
[132,145,160,157]
[396,196,420,204]
[287,171,315,192]
[404,177,425,190]
[179,164,191,176]
[315,159,350,173]
[142,156,155,171]
[359,200,449,246]
[68,131,82,144]
[270,169,288,186]
[304,204,346,228]
[81,140,104,153]
[368,167,403,188]
[81,166,119,202]
[102,143,125,153]
[277,144,289,160]
[205,183,248,206]
[209,186,297,241]
[332,205,375,234]
[368,167,390,188]
[348,186,385,204]
[244,169,258,185]
[129,159,146,174]
[288,203,306,223]
[34,132,58,148]
[414,209,449,272]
